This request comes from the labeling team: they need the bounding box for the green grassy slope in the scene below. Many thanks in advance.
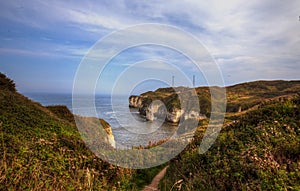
[160,96,300,190]
[2,71,299,190]
[226,80,300,113]
[137,80,300,119]
[0,73,140,190]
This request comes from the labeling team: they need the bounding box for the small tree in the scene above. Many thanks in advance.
[0,72,16,91]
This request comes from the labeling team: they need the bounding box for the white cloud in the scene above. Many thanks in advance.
[1,0,299,86]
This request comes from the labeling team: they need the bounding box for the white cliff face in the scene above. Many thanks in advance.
[146,109,155,121]
[199,114,207,120]
[183,111,207,121]
[129,94,205,124]
[103,125,116,148]
[107,133,116,148]
[145,100,165,121]
[129,96,142,108]
[166,109,184,123]
[75,116,116,148]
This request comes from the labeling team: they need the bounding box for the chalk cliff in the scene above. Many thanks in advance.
[129,95,142,108]
[75,116,116,148]
[129,88,206,123]
[166,108,184,123]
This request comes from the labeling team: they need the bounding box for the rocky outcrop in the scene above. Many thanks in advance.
[183,111,207,121]
[165,109,207,123]
[75,116,116,148]
[145,103,159,121]
[166,108,184,123]
[145,100,166,121]
[107,132,116,148]
[129,95,143,108]
[99,118,116,148]
[129,95,206,124]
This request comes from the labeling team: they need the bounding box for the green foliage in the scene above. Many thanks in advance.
[165,93,181,111]
[226,80,300,113]
[0,73,173,191]
[0,73,16,92]
[160,97,300,190]
[198,93,211,116]
[140,80,300,118]
[1,73,300,190]
[132,164,167,188]
[46,105,75,123]
[0,74,140,190]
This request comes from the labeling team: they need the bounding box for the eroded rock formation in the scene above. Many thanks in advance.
[129,95,142,108]
[75,116,116,148]
[166,108,184,123]
[129,93,206,124]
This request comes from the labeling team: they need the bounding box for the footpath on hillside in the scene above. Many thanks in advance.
[142,166,169,191]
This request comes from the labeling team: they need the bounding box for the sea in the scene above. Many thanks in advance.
[24,93,177,148]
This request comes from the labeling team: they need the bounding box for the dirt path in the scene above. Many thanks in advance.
[142,166,169,191]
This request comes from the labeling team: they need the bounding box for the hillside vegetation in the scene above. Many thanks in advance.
[133,80,300,190]
[1,72,299,190]
[160,95,300,190]
[225,80,300,113]
[0,73,165,190]
[137,80,300,117]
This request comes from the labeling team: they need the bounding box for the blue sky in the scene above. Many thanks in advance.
[0,0,300,94]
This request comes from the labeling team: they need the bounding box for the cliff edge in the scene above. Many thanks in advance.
[130,80,300,124]
[0,72,126,190]
[129,87,206,123]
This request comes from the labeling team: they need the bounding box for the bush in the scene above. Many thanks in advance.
[0,73,16,92]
